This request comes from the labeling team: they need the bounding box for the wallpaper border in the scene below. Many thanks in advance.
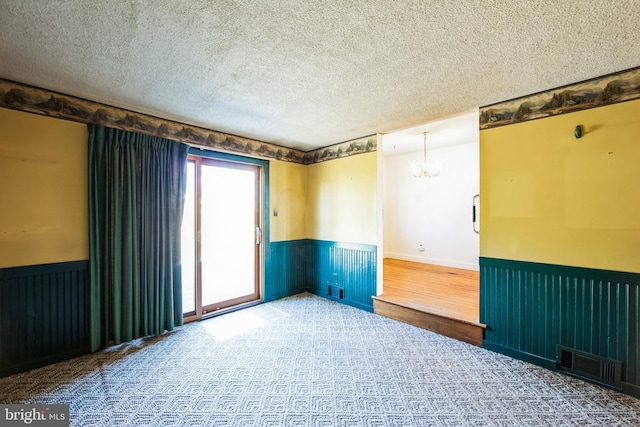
[302,135,377,164]
[0,79,376,164]
[479,66,640,130]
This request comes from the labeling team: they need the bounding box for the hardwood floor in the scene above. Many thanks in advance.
[373,258,485,346]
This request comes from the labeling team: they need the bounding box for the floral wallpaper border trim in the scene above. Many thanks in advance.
[480,66,640,130]
[0,79,376,164]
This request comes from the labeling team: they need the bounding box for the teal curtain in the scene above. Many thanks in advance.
[88,124,189,352]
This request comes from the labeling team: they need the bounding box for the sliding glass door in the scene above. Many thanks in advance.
[181,155,262,321]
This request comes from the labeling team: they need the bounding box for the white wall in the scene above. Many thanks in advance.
[383,139,479,270]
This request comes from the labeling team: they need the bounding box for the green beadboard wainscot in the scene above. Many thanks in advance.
[265,240,309,302]
[265,239,377,312]
[0,261,91,377]
[480,257,640,397]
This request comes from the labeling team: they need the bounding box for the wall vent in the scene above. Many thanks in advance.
[557,346,623,389]
[327,285,344,299]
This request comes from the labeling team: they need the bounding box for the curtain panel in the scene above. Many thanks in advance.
[88,124,189,351]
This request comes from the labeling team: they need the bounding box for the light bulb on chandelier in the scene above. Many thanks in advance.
[409,131,440,178]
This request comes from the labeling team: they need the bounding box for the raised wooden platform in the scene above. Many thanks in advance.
[373,259,485,346]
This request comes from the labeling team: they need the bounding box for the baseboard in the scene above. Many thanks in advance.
[622,382,640,399]
[482,341,557,371]
[384,253,479,271]
[264,290,301,303]
[309,289,374,313]
[329,297,373,313]
[484,343,638,395]
[0,347,90,378]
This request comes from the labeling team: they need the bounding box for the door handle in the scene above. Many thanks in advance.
[472,194,480,234]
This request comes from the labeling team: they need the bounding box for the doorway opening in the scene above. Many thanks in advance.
[377,112,481,343]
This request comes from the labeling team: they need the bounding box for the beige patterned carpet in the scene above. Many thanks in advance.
[1,293,639,426]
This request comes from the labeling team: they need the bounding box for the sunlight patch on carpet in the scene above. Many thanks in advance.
[200,303,289,340]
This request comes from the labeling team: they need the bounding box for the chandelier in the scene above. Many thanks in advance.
[409,132,440,178]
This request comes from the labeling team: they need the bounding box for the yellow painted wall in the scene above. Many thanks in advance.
[306,152,377,245]
[0,108,376,266]
[480,99,640,273]
[270,160,307,242]
[0,108,89,268]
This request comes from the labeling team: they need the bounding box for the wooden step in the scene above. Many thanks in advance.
[373,296,485,346]
[378,258,485,346]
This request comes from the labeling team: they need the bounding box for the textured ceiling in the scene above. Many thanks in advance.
[1,1,640,152]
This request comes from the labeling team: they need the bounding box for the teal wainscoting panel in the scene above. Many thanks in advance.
[304,240,322,295]
[0,260,90,377]
[264,240,308,302]
[309,240,377,312]
[480,257,640,396]
[264,240,377,312]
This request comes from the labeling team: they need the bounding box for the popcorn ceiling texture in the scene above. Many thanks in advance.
[1,1,639,151]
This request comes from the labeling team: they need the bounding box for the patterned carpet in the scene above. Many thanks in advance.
[1,293,640,426]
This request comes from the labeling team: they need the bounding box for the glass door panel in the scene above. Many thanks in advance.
[181,155,261,320]
[201,162,258,311]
